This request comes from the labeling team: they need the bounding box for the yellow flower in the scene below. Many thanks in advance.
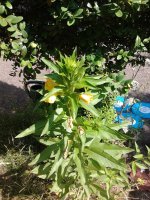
[45,78,58,91]
[79,93,93,104]
[44,95,57,104]
[137,178,146,185]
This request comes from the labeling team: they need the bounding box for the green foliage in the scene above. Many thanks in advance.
[132,143,150,176]
[16,50,133,199]
[0,0,150,79]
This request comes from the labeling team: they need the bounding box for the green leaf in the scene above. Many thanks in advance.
[90,142,133,160]
[91,184,108,199]
[61,7,68,12]
[32,163,52,179]
[79,100,99,117]
[6,15,23,24]
[69,96,78,120]
[29,143,59,165]
[7,26,17,32]
[5,1,13,9]
[11,30,22,38]
[0,42,7,50]
[15,119,48,138]
[115,9,123,17]
[21,46,27,57]
[67,18,75,26]
[48,148,63,177]
[84,76,111,86]
[98,126,130,140]
[22,30,28,38]
[85,147,125,170]
[40,118,53,136]
[135,162,148,169]
[135,142,140,153]
[19,22,26,30]
[0,18,8,27]
[0,5,5,14]
[132,161,136,176]
[117,55,122,60]
[73,148,86,185]
[135,35,141,48]
[74,9,83,17]
[143,37,150,44]
[20,60,28,67]
[41,57,59,73]
[144,159,150,166]
[36,137,60,146]
[134,154,143,159]
[45,73,63,84]
[40,87,62,102]
[12,41,20,50]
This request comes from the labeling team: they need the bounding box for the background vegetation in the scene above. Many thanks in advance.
[0,0,150,199]
[0,0,150,78]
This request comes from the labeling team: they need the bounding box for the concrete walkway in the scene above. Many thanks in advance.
[0,58,150,112]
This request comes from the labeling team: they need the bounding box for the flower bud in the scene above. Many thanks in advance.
[78,126,84,135]
[45,78,58,91]
[79,93,93,104]
[45,95,56,104]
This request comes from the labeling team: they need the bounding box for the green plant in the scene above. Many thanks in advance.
[0,0,150,79]
[132,143,150,176]
[16,50,133,199]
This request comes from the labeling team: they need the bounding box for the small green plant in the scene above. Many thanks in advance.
[16,50,133,199]
[132,143,150,176]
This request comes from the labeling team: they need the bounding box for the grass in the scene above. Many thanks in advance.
[0,104,59,200]
[0,103,150,200]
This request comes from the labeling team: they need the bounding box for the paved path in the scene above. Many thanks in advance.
[0,58,150,113]
[0,59,29,113]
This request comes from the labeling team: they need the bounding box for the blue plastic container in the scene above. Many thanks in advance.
[131,102,150,119]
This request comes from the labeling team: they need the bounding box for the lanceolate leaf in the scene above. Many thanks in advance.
[110,122,130,131]
[84,77,111,86]
[73,148,87,185]
[69,96,78,120]
[32,163,52,179]
[91,183,109,200]
[87,141,133,160]
[35,137,60,146]
[40,87,62,102]
[98,126,131,140]
[15,119,48,138]
[48,148,63,177]
[85,145,126,170]
[42,57,59,73]
[29,143,59,166]
[79,100,99,117]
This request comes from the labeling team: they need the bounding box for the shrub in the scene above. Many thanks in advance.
[16,50,133,199]
[0,0,150,79]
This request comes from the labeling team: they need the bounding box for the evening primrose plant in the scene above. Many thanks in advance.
[16,50,133,200]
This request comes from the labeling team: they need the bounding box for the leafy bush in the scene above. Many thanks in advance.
[0,0,150,79]
[16,50,133,199]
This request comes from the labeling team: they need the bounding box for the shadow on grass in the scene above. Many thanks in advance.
[0,81,150,199]
[0,161,58,200]
[0,81,55,199]
[129,190,150,200]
